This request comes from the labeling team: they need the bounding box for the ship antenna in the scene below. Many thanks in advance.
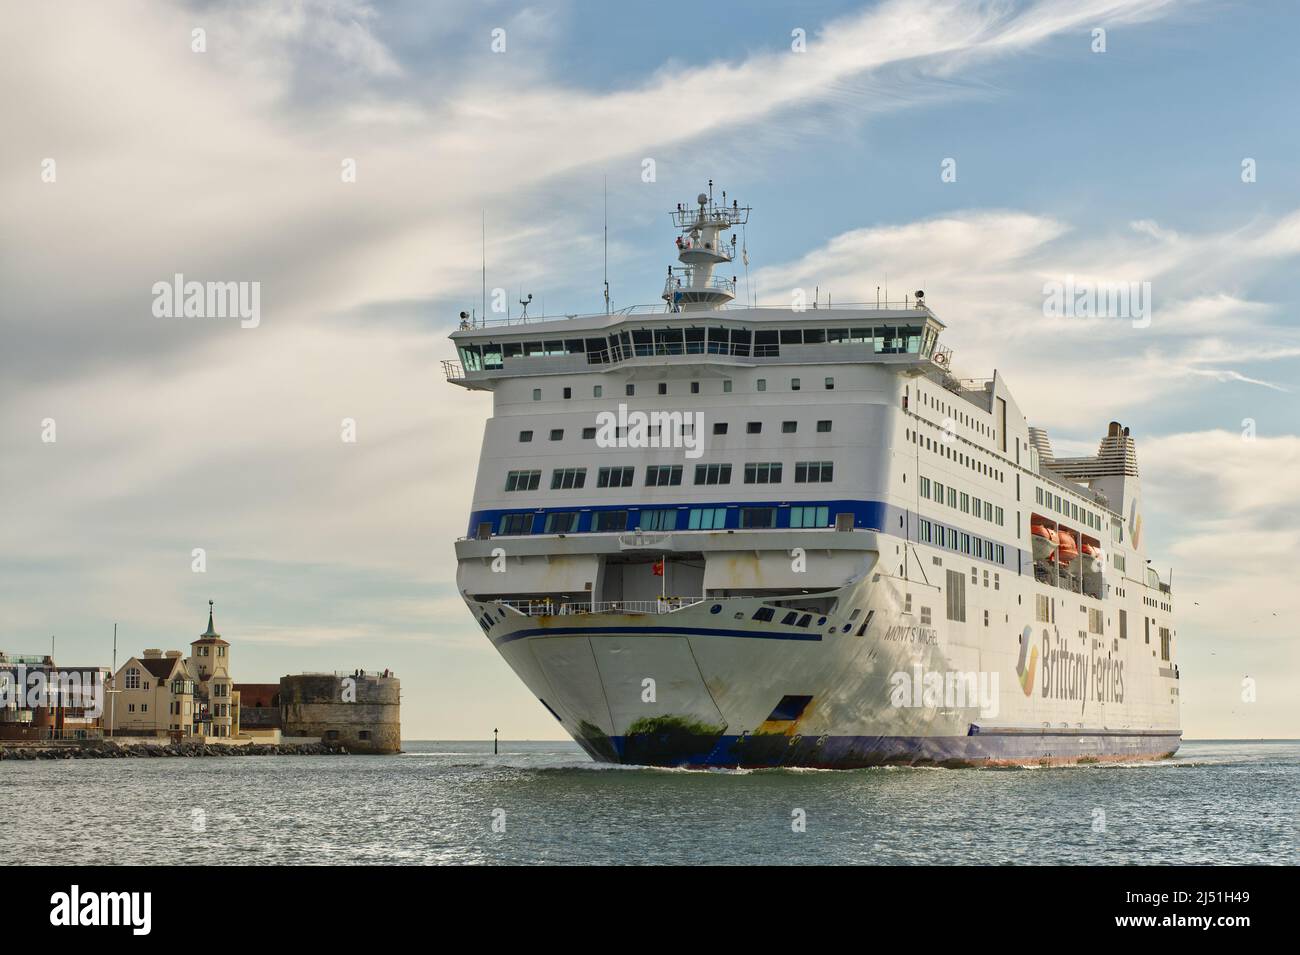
[481,210,486,327]
[603,176,610,315]
[742,221,752,307]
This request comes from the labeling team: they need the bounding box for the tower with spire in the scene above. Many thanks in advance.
[189,599,235,738]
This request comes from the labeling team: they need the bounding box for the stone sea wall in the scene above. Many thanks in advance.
[0,740,347,760]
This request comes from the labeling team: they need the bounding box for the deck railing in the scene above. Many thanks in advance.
[500,598,707,616]
[455,299,933,329]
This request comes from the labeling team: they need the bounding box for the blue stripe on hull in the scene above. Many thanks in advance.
[581,732,1181,769]
[491,625,824,647]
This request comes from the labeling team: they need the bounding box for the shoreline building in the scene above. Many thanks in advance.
[106,601,241,740]
[233,683,281,742]
[0,652,108,741]
[280,671,400,754]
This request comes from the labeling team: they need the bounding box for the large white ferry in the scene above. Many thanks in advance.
[446,186,1181,767]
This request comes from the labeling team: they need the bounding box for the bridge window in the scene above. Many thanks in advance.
[817,420,832,432]
[594,511,629,532]
[551,468,586,490]
[504,470,541,492]
[636,509,677,531]
[499,513,534,535]
[741,507,777,528]
[597,467,635,488]
[645,465,683,487]
[790,506,829,528]
[544,512,580,534]
[687,507,727,530]
[518,430,533,443]
[694,464,732,485]
[743,463,782,484]
[794,461,833,483]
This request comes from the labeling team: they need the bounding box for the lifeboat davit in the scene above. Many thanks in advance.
[1031,522,1058,561]
[1056,529,1080,566]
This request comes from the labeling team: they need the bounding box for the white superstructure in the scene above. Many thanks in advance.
[445,187,1180,767]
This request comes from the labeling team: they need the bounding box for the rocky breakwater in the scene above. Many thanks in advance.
[0,740,349,760]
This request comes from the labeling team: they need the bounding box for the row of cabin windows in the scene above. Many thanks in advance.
[459,324,932,372]
[1034,486,1104,532]
[919,519,1007,565]
[505,462,835,491]
[529,378,836,401]
[752,604,875,635]
[521,419,833,442]
[905,425,1005,484]
[919,475,1005,526]
[497,505,836,536]
[918,388,995,441]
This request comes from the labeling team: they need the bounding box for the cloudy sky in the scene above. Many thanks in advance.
[3,0,1296,740]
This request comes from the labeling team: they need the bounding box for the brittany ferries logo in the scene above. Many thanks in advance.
[594,403,705,459]
[1015,625,1038,696]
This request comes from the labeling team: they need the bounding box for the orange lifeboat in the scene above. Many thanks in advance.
[1082,540,1104,574]
[1056,529,1079,565]
[1030,522,1058,561]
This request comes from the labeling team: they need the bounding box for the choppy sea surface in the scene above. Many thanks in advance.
[2,739,1295,865]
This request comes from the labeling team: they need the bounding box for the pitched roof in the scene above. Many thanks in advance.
[137,657,179,680]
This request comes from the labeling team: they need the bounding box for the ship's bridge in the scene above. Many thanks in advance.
[445,303,950,388]
[445,183,951,387]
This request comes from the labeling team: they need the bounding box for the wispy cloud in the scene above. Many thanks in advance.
[752,205,1300,423]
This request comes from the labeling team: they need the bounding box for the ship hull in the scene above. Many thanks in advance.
[469,581,1181,769]
[588,731,1177,769]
